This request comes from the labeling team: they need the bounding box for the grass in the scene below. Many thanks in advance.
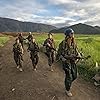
[32,33,100,80]
[33,34,65,48]
[0,36,9,47]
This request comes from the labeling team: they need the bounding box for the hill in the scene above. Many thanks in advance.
[95,26,100,31]
[0,17,56,32]
[50,23,100,34]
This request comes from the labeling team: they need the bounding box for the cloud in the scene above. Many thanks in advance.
[50,0,100,27]
[0,0,100,27]
[0,0,47,21]
[48,0,78,5]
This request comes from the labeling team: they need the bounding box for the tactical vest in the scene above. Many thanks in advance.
[62,40,78,61]
[13,43,22,54]
[18,36,23,42]
[28,42,39,52]
[45,38,55,52]
[27,35,33,42]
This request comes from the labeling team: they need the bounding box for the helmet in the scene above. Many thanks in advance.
[64,28,74,36]
[29,32,31,35]
[48,32,53,36]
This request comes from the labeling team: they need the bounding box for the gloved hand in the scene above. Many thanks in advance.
[62,57,66,62]
[60,55,66,62]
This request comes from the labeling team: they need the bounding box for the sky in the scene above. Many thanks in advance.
[0,0,100,27]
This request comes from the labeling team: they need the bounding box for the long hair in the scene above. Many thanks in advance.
[65,36,77,48]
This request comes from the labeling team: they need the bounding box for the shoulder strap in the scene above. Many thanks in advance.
[62,40,67,50]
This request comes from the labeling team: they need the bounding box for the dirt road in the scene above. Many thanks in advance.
[0,38,100,100]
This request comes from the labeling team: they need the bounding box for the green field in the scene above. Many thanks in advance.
[0,36,9,46]
[33,33,100,80]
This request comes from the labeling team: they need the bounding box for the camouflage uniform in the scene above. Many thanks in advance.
[18,35,25,48]
[57,40,78,91]
[43,38,55,67]
[26,34,33,42]
[13,42,23,69]
[28,41,39,69]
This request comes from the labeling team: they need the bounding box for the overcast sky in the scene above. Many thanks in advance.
[0,0,100,27]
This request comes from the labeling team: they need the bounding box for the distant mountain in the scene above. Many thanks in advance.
[50,23,100,34]
[95,26,100,31]
[0,17,56,32]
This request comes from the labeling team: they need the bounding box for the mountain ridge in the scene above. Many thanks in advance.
[0,17,56,32]
[50,23,100,34]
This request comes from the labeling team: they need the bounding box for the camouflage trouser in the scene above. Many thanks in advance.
[46,51,54,66]
[14,53,23,68]
[30,52,39,69]
[20,41,24,48]
[63,62,77,91]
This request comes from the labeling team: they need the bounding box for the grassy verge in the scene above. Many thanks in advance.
[0,36,9,47]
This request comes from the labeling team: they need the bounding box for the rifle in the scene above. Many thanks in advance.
[49,46,56,51]
[44,43,56,51]
[46,39,56,51]
[56,55,91,63]
[64,55,91,60]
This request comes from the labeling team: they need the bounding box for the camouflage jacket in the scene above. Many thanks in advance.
[28,42,39,55]
[43,38,55,52]
[18,36,25,42]
[57,40,78,63]
[26,35,33,42]
[13,43,23,54]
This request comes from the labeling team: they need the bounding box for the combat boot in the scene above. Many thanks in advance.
[50,66,54,72]
[65,90,73,97]
[17,66,19,69]
[19,68,23,72]
[33,65,37,71]
[34,68,37,71]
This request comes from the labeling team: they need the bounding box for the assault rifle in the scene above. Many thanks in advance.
[56,55,91,63]
[49,46,56,51]
[44,43,56,51]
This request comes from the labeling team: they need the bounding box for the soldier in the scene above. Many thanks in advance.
[26,32,34,43]
[56,28,79,97]
[18,33,25,48]
[27,38,39,71]
[13,38,24,72]
[43,33,56,72]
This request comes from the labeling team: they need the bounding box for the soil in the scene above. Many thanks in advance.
[0,38,100,100]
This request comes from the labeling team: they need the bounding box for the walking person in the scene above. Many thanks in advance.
[43,33,56,72]
[27,38,39,71]
[18,33,25,48]
[26,32,34,43]
[13,38,24,72]
[57,28,79,97]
